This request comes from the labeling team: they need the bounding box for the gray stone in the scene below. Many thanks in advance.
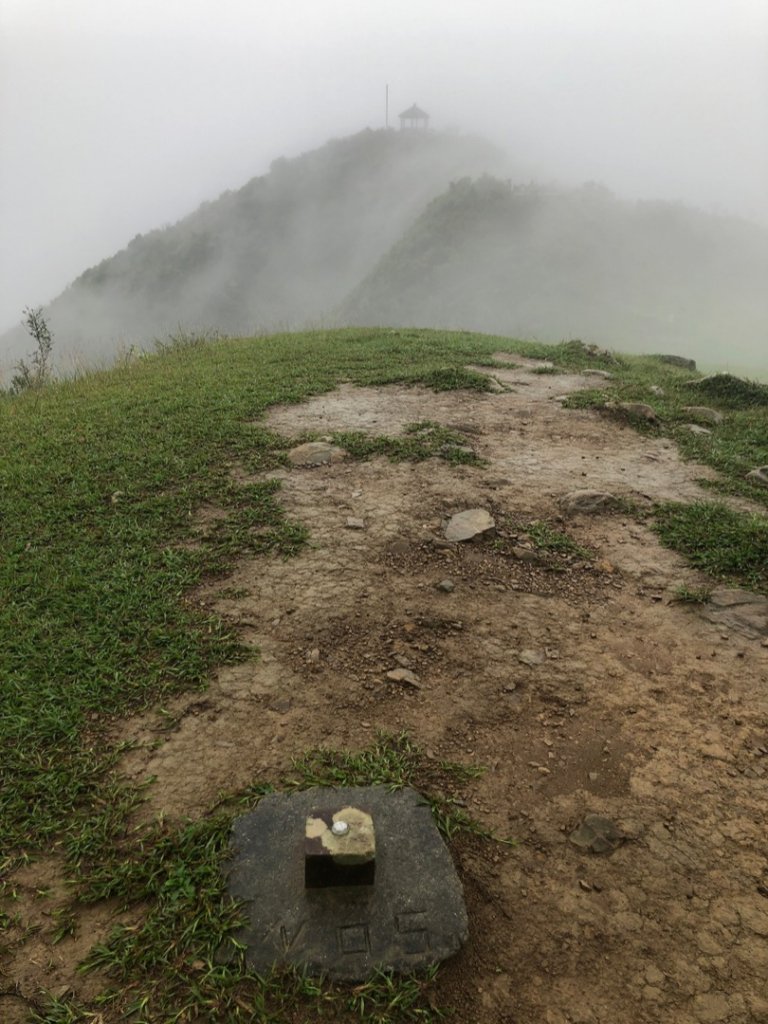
[746,466,768,488]
[682,423,712,436]
[616,402,659,424]
[435,579,455,593]
[656,354,697,370]
[582,369,613,379]
[444,508,495,543]
[518,649,546,666]
[701,588,768,640]
[287,442,347,467]
[511,546,540,563]
[569,815,626,855]
[345,517,366,530]
[386,668,421,688]
[559,490,619,514]
[649,385,665,396]
[681,406,724,425]
[223,786,468,979]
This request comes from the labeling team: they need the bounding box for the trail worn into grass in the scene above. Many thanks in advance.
[2,344,767,1024]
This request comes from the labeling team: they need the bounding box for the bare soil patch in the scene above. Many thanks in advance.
[4,364,767,1023]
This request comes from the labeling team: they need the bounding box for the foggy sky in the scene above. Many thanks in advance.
[1,0,767,337]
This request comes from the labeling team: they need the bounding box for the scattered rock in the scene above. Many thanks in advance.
[649,385,665,396]
[737,901,768,937]
[582,369,613,379]
[287,442,346,467]
[518,649,546,667]
[511,546,540,563]
[444,508,495,543]
[569,815,627,854]
[701,740,730,761]
[701,588,768,640]
[656,354,697,370]
[692,992,730,1023]
[746,466,768,488]
[435,579,455,593]
[345,517,366,530]
[385,668,421,689]
[616,402,659,424]
[559,490,620,514]
[389,538,410,556]
[681,423,712,436]
[681,406,724,425]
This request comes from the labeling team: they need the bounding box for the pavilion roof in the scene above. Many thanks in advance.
[399,104,429,120]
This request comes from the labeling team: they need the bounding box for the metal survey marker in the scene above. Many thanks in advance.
[224,785,468,980]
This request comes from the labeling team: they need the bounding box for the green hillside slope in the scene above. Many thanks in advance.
[341,177,768,371]
[4,131,504,365]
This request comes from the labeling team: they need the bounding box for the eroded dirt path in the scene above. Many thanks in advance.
[4,359,767,1024]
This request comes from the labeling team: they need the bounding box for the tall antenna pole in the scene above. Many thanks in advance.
[385,84,389,129]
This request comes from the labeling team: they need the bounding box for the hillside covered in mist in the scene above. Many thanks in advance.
[343,176,768,367]
[1,130,505,367]
[4,127,767,373]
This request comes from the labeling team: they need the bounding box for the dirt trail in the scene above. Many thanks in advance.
[4,359,767,1024]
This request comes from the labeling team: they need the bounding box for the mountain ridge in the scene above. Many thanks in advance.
[2,127,767,375]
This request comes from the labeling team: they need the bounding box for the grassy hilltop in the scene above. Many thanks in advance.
[1,327,768,1023]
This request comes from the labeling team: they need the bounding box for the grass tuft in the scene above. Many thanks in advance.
[525,520,591,559]
[654,502,768,592]
[684,373,768,409]
[333,421,483,466]
[671,584,713,604]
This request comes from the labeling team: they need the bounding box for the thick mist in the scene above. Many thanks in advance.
[1,0,767,377]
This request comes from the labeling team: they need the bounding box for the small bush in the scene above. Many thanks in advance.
[11,306,54,393]
[685,373,768,409]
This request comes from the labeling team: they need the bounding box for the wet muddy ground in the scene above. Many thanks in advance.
[4,358,767,1023]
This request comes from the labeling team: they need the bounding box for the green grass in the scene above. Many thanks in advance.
[333,421,483,466]
[654,502,768,591]
[525,520,591,559]
[671,584,713,605]
[287,731,502,844]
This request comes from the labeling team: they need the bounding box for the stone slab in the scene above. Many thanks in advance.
[701,588,768,640]
[444,508,495,542]
[559,489,619,514]
[287,442,346,467]
[224,786,468,980]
